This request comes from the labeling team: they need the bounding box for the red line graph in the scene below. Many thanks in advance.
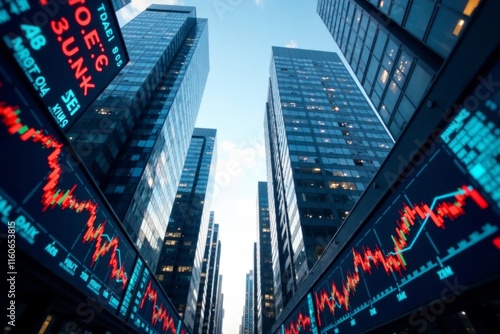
[140,280,177,333]
[284,311,311,334]
[0,104,128,287]
[314,186,489,326]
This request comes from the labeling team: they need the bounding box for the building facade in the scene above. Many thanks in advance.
[200,222,222,334]
[242,270,255,334]
[264,47,393,315]
[317,0,482,139]
[254,182,276,334]
[67,5,209,270]
[111,0,131,12]
[154,128,216,330]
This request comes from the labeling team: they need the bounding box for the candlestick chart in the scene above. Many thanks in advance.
[0,80,137,314]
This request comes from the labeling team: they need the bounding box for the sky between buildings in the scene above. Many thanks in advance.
[117,1,341,332]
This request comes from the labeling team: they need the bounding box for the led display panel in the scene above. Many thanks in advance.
[279,294,319,334]
[310,61,500,333]
[127,265,183,334]
[0,0,128,131]
[0,56,137,316]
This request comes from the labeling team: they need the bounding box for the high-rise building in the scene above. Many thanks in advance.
[255,182,276,334]
[242,270,255,334]
[317,0,482,139]
[202,223,222,334]
[67,5,209,270]
[213,275,225,334]
[155,128,216,330]
[194,211,215,333]
[264,47,393,314]
[111,0,131,12]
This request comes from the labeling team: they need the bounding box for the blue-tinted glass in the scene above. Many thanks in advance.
[390,0,409,24]
[373,30,387,60]
[405,0,436,39]
[427,7,464,57]
[406,64,433,106]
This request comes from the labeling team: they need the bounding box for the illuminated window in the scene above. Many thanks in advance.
[453,19,465,36]
[463,0,480,16]
[38,315,53,334]
[161,266,174,272]
[380,69,389,84]
[165,240,177,245]
[178,266,192,273]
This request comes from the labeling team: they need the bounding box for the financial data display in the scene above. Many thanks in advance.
[0,58,137,317]
[128,265,182,334]
[310,61,500,333]
[281,294,318,334]
[0,0,128,131]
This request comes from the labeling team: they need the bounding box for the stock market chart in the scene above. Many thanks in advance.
[280,295,317,334]
[310,61,500,333]
[0,59,138,317]
[128,265,182,333]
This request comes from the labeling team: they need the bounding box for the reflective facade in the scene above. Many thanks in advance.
[202,223,222,334]
[242,270,255,334]
[111,0,131,12]
[67,5,209,270]
[264,47,393,315]
[155,128,216,330]
[317,0,482,139]
[255,182,276,334]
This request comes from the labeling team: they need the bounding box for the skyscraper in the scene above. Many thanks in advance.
[193,211,215,333]
[202,223,222,334]
[264,47,393,314]
[213,275,225,334]
[317,0,482,139]
[111,0,131,12]
[67,5,209,270]
[242,270,255,334]
[155,128,216,330]
[255,182,276,334]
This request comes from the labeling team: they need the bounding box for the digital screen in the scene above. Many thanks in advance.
[128,265,183,334]
[0,0,128,131]
[282,294,318,334]
[0,57,136,316]
[311,62,500,333]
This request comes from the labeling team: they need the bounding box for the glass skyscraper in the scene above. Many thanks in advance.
[111,0,131,12]
[154,128,216,330]
[254,182,276,334]
[202,223,222,334]
[241,270,255,334]
[317,0,482,139]
[67,5,209,270]
[264,47,393,315]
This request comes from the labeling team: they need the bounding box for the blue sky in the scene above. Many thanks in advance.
[118,1,341,332]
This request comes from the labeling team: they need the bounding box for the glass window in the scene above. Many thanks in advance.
[366,21,377,46]
[441,0,480,16]
[379,105,391,123]
[398,95,416,122]
[385,39,399,60]
[366,57,379,85]
[427,7,464,57]
[378,0,390,14]
[390,0,409,24]
[373,30,387,60]
[383,80,401,111]
[405,0,436,39]
[406,64,433,106]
